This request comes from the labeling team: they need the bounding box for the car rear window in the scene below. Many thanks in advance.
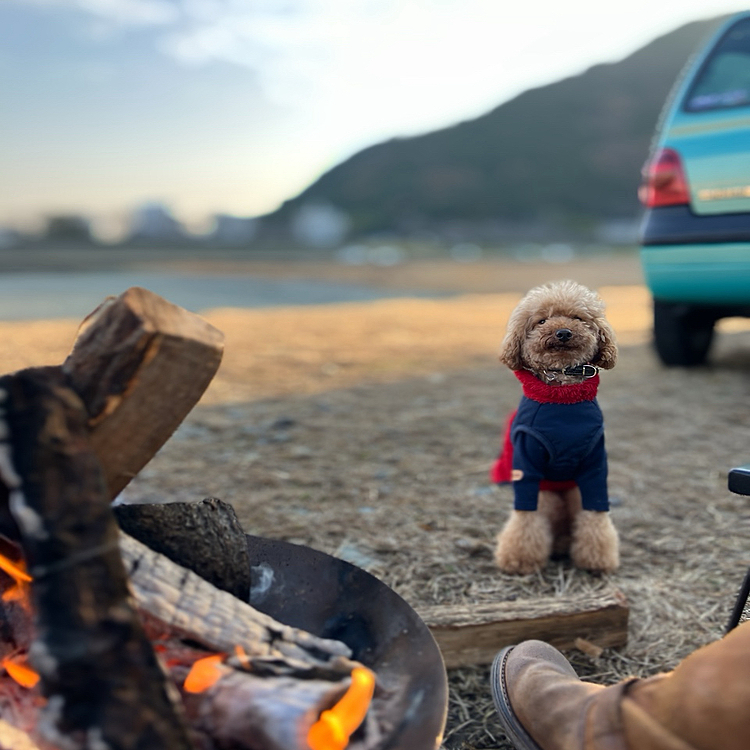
[684,16,750,112]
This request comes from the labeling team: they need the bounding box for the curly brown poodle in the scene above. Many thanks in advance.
[493,280,620,574]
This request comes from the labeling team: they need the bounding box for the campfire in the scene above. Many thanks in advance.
[0,288,448,750]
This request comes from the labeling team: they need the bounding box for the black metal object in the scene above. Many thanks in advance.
[728,465,750,497]
[726,467,750,633]
[246,535,448,750]
[726,567,750,634]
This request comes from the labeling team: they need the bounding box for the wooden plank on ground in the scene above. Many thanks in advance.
[419,588,628,669]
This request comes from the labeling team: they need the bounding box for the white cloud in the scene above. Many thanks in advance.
[27,0,750,124]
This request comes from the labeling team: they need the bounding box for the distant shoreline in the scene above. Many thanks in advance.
[2,243,644,296]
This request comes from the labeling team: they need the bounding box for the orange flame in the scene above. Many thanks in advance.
[0,552,32,610]
[2,655,40,689]
[234,644,251,669]
[307,667,375,750]
[183,653,226,694]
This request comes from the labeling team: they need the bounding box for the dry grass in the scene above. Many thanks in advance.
[4,257,750,749]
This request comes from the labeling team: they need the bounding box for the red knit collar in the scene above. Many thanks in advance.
[514,369,599,404]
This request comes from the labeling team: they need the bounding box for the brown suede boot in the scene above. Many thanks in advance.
[492,624,750,750]
[491,641,631,750]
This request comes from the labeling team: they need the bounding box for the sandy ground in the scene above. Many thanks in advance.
[3,253,750,749]
[0,257,653,406]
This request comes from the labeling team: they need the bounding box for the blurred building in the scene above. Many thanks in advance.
[290,202,351,247]
[43,214,93,243]
[129,202,184,242]
[0,227,22,249]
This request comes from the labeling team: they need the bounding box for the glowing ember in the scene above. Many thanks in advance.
[2,655,39,689]
[183,653,226,694]
[307,667,375,750]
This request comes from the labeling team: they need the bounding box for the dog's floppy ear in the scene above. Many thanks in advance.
[498,322,526,371]
[592,317,618,370]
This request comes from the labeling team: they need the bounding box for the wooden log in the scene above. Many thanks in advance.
[181,668,352,750]
[120,531,357,680]
[0,367,197,750]
[113,497,252,601]
[62,286,224,500]
[419,588,629,668]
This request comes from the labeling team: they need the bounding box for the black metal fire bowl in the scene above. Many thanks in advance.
[246,535,448,750]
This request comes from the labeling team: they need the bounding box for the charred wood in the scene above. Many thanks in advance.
[0,295,378,750]
[113,498,252,602]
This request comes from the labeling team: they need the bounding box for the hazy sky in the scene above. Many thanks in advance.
[1,0,748,234]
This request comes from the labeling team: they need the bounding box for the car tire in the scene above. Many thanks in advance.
[653,300,715,367]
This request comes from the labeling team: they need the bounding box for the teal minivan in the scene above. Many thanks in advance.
[640,12,750,365]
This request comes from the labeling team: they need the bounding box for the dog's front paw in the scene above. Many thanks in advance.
[570,510,619,572]
[494,510,553,574]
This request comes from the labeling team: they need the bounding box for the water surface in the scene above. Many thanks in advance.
[0,270,443,321]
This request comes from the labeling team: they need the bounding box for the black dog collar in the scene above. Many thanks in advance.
[542,364,599,380]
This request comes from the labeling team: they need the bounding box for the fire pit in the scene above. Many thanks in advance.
[0,287,448,750]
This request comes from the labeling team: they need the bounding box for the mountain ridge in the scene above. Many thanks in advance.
[264,16,726,239]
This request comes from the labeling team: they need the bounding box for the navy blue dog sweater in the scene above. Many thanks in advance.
[491,370,609,512]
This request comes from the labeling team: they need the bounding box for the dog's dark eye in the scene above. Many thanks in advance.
[573,316,582,321]
[537,318,547,325]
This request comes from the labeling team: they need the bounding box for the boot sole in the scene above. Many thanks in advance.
[490,647,544,750]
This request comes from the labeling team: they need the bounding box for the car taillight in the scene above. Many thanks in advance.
[638,147,690,207]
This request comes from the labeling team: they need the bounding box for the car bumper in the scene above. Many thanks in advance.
[640,242,750,305]
[640,205,750,246]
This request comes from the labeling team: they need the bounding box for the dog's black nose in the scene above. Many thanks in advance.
[555,328,572,342]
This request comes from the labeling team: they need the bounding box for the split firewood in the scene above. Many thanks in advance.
[113,497,252,601]
[121,532,356,680]
[0,366,196,750]
[62,286,224,500]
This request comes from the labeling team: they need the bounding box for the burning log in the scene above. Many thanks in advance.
[0,717,43,750]
[183,666,378,750]
[120,532,356,680]
[111,501,361,677]
[0,366,196,750]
